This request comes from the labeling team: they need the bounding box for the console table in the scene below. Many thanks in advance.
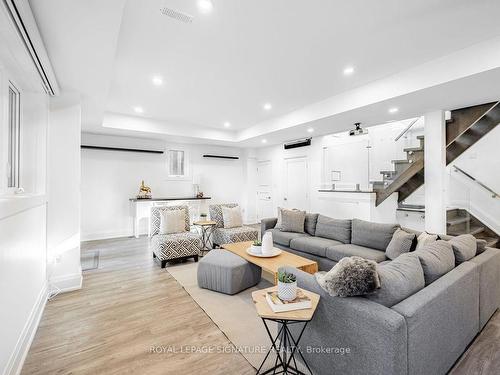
[129,197,211,238]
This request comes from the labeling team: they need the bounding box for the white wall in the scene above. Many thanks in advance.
[81,133,247,240]
[46,101,82,292]
[0,55,49,374]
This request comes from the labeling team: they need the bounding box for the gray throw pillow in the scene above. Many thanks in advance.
[315,256,380,297]
[415,231,439,250]
[351,219,399,251]
[280,209,306,233]
[448,234,477,264]
[315,215,351,244]
[304,213,319,236]
[366,253,425,307]
[385,228,416,260]
[414,240,455,285]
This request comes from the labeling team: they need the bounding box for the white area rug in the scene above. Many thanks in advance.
[167,262,277,369]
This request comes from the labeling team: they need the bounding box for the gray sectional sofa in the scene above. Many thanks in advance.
[261,214,500,375]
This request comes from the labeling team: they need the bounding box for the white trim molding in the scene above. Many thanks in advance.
[3,282,48,375]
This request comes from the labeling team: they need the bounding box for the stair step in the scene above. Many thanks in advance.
[392,159,411,164]
[447,216,470,226]
[403,147,424,153]
[484,237,499,248]
[448,226,485,236]
[397,207,425,213]
[416,135,424,140]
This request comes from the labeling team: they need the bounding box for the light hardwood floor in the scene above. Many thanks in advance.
[22,237,255,375]
[22,236,500,374]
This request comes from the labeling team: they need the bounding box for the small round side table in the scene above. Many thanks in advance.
[251,286,320,375]
[193,220,217,256]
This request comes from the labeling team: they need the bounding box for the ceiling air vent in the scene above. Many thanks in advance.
[283,138,312,150]
[160,7,194,23]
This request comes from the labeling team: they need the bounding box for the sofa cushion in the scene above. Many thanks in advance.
[415,231,439,250]
[448,234,477,264]
[281,208,306,233]
[268,228,309,247]
[366,253,425,307]
[315,215,351,244]
[385,228,416,260]
[414,240,455,285]
[304,213,319,236]
[326,244,387,263]
[351,219,399,251]
[290,236,342,258]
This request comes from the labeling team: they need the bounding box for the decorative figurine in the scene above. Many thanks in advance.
[137,180,152,199]
[196,191,204,198]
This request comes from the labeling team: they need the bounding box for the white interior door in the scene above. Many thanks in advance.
[257,161,274,219]
[284,157,309,210]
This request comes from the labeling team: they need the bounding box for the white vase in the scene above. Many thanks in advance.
[262,232,274,255]
[278,281,297,301]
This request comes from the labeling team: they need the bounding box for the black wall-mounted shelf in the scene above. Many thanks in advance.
[202,154,239,160]
[81,145,164,154]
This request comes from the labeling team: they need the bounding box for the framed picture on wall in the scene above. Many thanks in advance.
[331,170,341,181]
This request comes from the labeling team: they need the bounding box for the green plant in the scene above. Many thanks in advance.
[253,240,262,246]
[278,270,296,284]
[200,213,207,217]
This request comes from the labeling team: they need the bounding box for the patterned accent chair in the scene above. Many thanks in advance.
[150,205,201,268]
[209,203,258,247]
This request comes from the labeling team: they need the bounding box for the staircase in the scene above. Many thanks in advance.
[374,101,500,206]
[373,135,425,206]
[446,101,500,164]
[447,209,499,248]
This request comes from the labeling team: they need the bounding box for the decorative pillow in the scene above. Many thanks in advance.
[476,239,487,255]
[351,219,399,251]
[222,206,243,229]
[414,240,455,285]
[315,256,380,297]
[415,231,439,251]
[280,209,306,233]
[315,215,352,244]
[304,213,319,236]
[448,234,477,264]
[159,209,187,234]
[385,228,416,260]
[366,253,425,307]
[274,207,284,229]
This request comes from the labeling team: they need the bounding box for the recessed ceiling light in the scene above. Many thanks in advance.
[343,66,355,75]
[223,121,231,128]
[389,107,399,114]
[261,139,267,144]
[263,103,272,111]
[133,106,144,114]
[197,0,213,13]
[152,76,163,86]
[307,127,314,133]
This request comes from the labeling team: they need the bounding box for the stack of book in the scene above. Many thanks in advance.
[265,290,312,313]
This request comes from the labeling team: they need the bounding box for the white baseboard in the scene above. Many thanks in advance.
[81,229,134,242]
[49,269,82,294]
[3,282,48,375]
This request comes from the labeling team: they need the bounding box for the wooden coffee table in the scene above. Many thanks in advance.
[221,241,318,284]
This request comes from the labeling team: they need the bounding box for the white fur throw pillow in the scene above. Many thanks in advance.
[222,206,243,229]
[315,256,380,297]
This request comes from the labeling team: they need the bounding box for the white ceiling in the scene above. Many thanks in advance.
[30,0,500,146]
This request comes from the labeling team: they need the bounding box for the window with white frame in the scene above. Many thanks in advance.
[7,82,20,188]
[167,149,188,178]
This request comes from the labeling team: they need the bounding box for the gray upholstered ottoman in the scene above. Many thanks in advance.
[197,249,261,295]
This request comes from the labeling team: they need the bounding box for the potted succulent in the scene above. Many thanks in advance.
[199,213,208,220]
[277,270,297,301]
[250,240,262,254]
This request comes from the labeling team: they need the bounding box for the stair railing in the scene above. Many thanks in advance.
[453,165,499,198]
[394,117,421,142]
